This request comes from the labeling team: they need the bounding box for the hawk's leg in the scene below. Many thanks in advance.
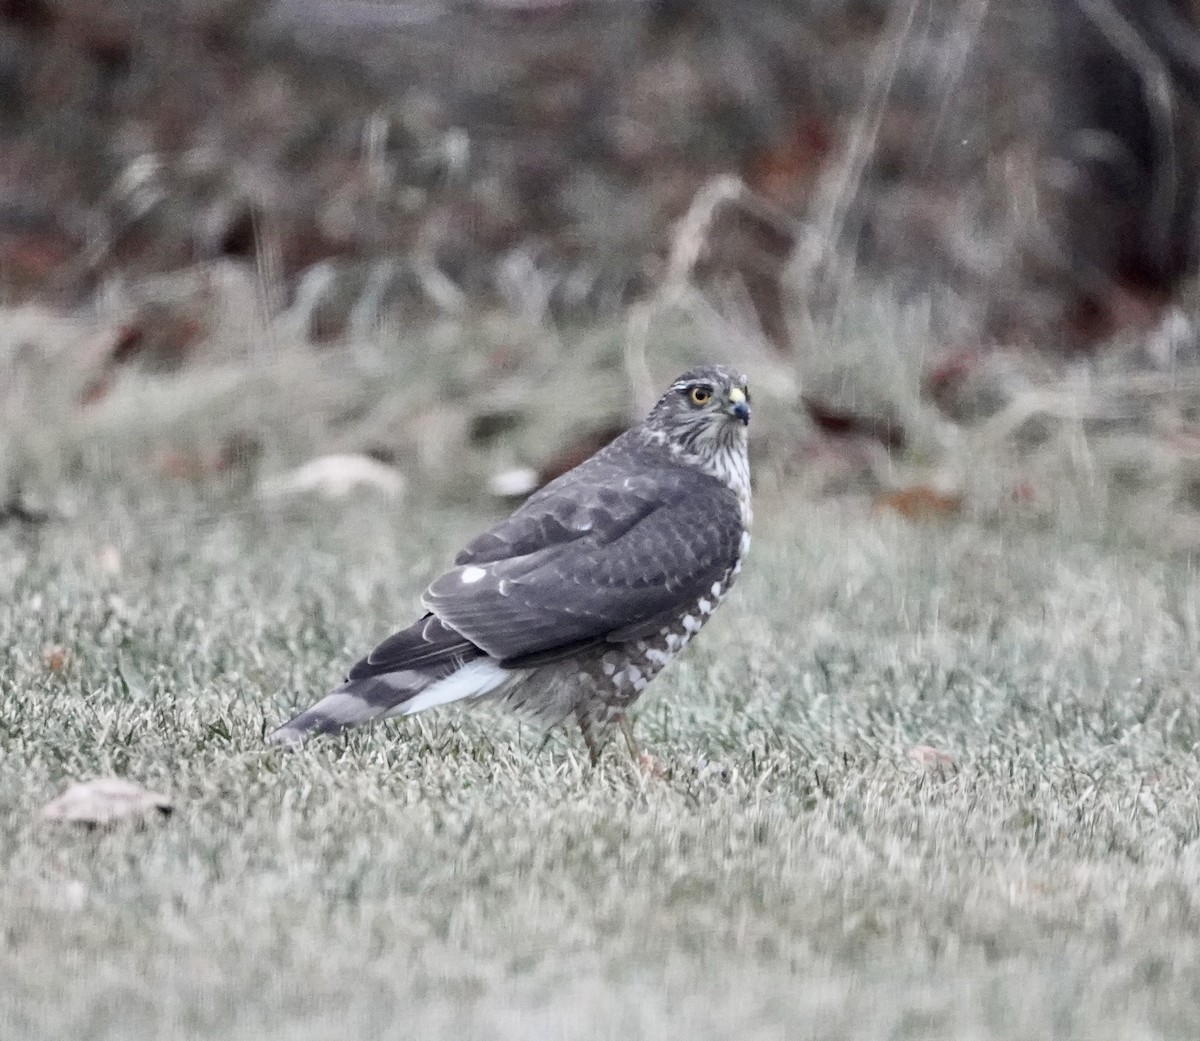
[618,716,642,760]
[578,712,603,766]
[578,710,663,776]
[619,715,665,778]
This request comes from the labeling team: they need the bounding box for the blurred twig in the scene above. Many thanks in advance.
[625,176,799,413]
[1072,0,1179,264]
[795,0,925,310]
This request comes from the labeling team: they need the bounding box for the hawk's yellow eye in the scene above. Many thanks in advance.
[688,386,712,406]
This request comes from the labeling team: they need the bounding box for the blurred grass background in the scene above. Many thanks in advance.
[6,1,1200,1038]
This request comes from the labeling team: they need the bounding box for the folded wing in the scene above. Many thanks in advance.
[423,464,742,663]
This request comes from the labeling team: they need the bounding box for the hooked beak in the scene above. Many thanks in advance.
[727,387,751,425]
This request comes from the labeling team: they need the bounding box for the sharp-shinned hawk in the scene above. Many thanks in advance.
[269,364,752,760]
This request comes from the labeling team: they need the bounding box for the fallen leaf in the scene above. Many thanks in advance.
[875,486,963,522]
[488,466,539,499]
[54,879,89,911]
[41,778,172,827]
[78,373,112,406]
[908,745,956,770]
[636,751,666,779]
[158,449,206,481]
[257,454,405,500]
[802,394,907,451]
[95,545,122,575]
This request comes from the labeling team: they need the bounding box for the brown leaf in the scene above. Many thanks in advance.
[41,645,68,672]
[746,113,833,208]
[802,395,906,452]
[875,486,963,522]
[78,373,112,406]
[42,778,172,827]
[907,745,956,770]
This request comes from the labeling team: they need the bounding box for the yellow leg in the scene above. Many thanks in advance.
[619,715,664,777]
[618,716,642,760]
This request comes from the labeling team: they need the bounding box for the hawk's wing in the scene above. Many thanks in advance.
[345,614,478,680]
[423,463,743,663]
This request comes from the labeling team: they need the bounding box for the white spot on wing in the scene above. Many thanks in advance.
[460,566,487,584]
[682,615,701,634]
[698,598,712,615]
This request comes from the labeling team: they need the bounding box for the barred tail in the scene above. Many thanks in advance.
[268,615,510,746]
[267,670,428,745]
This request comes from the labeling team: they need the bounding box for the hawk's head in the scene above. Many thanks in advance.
[645,364,751,439]
[640,366,751,492]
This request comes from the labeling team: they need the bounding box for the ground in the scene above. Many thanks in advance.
[2,476,1200,1041]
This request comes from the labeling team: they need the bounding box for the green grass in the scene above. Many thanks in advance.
[4,483,1200,1040]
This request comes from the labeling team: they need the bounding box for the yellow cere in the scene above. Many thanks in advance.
[728,387,747,404]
